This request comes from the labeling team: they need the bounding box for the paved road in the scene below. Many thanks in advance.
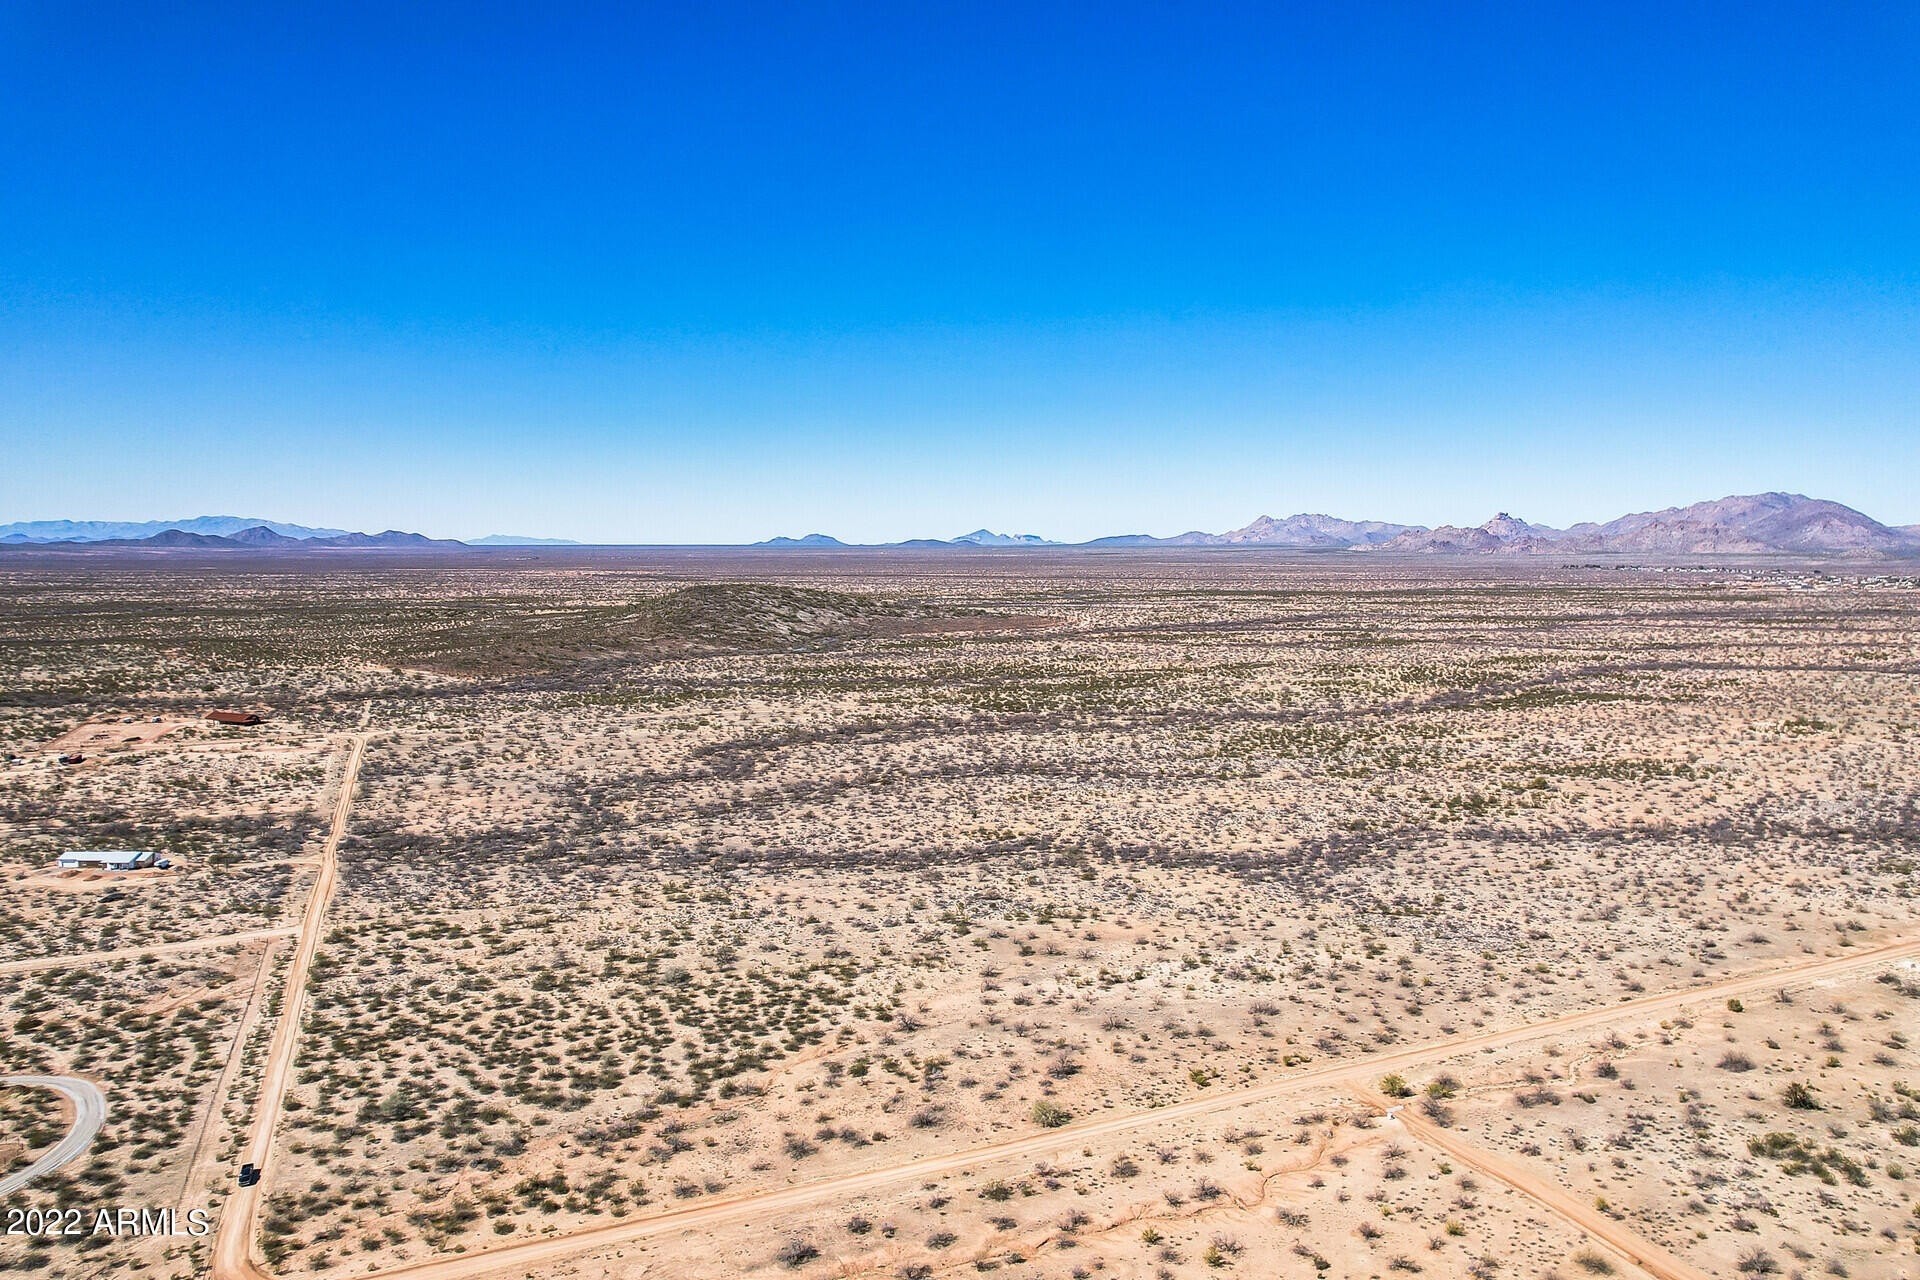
[0,928,297,978]
[0,1075,107,1197]
[210,733,364,1280]
[361,932,1920,1280]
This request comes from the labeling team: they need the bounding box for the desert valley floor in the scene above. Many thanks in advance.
[1,550,1917,1280]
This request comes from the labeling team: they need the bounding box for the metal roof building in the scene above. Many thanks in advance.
[57,850,158,870]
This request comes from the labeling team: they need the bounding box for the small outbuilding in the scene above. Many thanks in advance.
[205,710,264,725]
[58,850,159,871]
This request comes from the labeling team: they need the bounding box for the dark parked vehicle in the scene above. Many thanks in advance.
[238,1163,261,1187]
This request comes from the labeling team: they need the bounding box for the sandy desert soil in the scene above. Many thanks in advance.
[0,552,1916,1280]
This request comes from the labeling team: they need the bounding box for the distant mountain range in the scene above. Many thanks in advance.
[1365,494,1920,557]
[752,533,848,548]
[754,528,1059,550]
[1085,513,1418,548]
[0,516,352,543]
[0,521,464,550]
[7,495,1917,556]
[752,495,1920,558]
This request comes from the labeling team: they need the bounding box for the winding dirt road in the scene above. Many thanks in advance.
[0,1075,107,1197]
[209,733,364,1280]
[356,932,1920,1280]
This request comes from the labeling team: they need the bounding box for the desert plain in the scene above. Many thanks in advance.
[1,550,1917,1280]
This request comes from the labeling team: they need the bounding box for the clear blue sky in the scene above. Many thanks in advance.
[3,2,1916,542]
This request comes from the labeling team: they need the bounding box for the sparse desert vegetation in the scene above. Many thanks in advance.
[2,551,1917,1279]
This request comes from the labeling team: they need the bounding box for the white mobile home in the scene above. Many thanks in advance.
[57,850,159,871]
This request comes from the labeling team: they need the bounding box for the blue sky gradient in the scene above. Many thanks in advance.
[4,3,1916,541]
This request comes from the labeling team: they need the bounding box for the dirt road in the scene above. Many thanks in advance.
[0,1075,107,1197]
[209,733,364,1280]
[0,928,296,977]
[177,935,288,1209]
[361,931,1920,1280]
[1389,1102,1709,1280]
